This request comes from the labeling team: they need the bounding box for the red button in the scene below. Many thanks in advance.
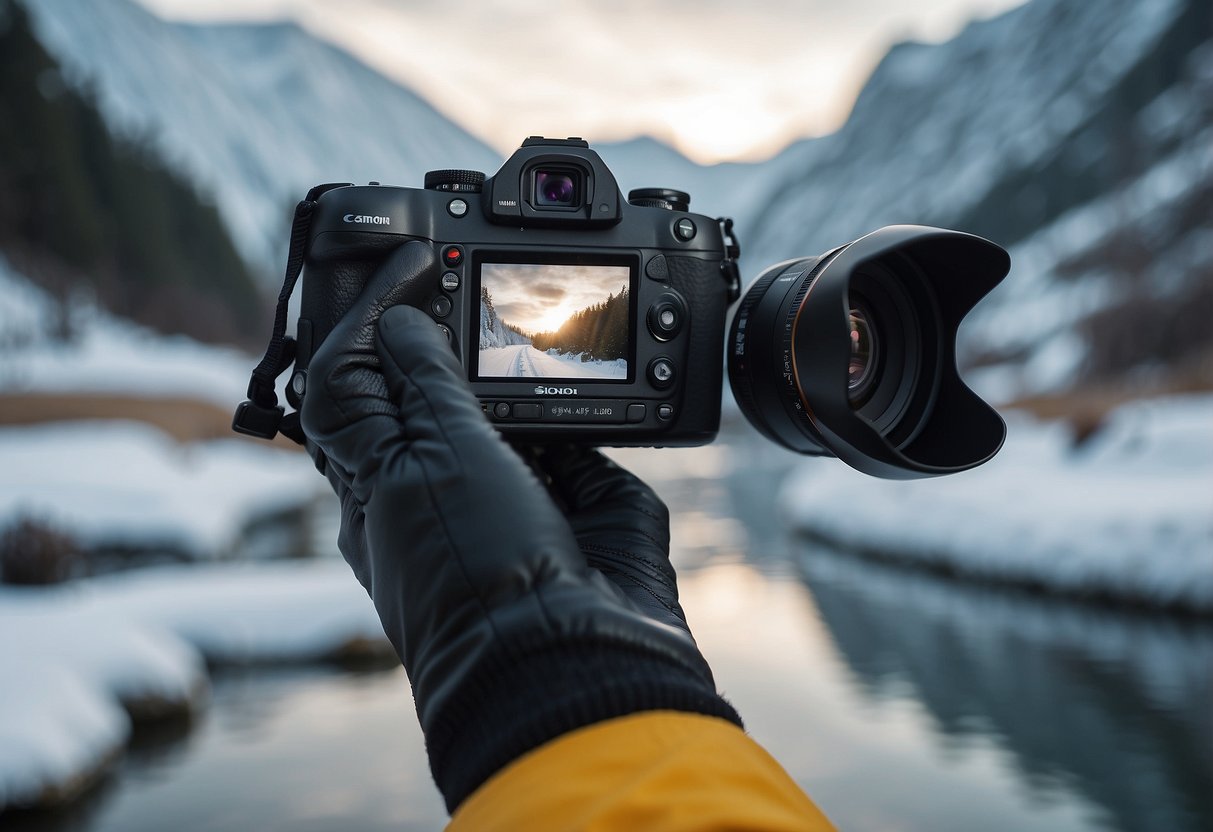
[442,246,463,267]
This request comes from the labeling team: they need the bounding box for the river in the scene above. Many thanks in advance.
[13,426,1212,831]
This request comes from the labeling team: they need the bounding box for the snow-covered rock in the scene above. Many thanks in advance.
[0,421,320,560]
[0,561,390,810]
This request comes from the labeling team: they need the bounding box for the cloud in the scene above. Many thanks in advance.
[482,262,630,332]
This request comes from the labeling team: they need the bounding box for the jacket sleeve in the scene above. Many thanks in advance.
[446,711,836,831]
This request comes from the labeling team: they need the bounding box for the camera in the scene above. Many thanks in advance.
[234,137,1011,478]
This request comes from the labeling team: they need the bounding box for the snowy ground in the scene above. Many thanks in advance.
[780,394,1213,612]
[0,561,389,811]
[478,344,627,380]
[0,257,258,410]
[0,421,321,560]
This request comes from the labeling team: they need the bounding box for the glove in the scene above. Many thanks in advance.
[300,242,741,811]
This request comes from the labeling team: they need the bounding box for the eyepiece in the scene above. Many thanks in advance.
[532,168,580,208]
[727,225,1010,479]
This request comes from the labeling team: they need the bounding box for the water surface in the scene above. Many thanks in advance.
[18,431,1212,831]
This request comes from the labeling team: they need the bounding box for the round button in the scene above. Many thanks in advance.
[447,199,468,218]
[441,272,461,291]
[291,371,306,397]
[647,293,686,342]
[657,403,675,421]
[435,323,453,341]
[648,357,676,389]
[431,295,453,317]
[493,402,511,419]
[442,245,463,267]
[674,218,696,241]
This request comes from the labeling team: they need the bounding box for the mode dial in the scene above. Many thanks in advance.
[424,169,486,193]
[628,188,691,212]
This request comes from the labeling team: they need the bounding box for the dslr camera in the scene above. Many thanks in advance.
[235,137,1010,479]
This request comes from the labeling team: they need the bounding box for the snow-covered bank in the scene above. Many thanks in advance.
[0,561,390,811]
[0,257,256,409]
[0,421,321,559]
[780,395,1213,612]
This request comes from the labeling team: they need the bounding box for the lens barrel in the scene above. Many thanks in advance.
[727,225,1010,479]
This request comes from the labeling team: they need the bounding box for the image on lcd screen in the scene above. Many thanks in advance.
[478,262,631,380]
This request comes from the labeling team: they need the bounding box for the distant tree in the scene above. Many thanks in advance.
[532,286,629,361]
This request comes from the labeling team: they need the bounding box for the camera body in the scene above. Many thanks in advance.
[238,136,1010,478]
[291,137,740,447]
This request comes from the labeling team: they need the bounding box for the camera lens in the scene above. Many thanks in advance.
[534,170,578,206]
[847,303,878,404]
[726,226,1010,478]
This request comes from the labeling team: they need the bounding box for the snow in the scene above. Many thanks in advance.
[0,561,389,810]
[478,344,628,380]
[0,259,259,409]
[0,421,320,559]
[780,395,1213,611]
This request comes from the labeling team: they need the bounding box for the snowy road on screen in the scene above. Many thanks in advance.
[478,344,626,379]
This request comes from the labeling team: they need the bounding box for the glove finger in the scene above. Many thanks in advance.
[532,445,687,632]
[535,444,671,557]
[301,241,437,476]
[373,304,582,569]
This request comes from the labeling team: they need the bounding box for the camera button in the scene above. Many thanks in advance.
[648,357,676,389]
[435,323,453,342]
[441,272,461,292]
[447,199,469,218]
[657,403,675,421]
[647,293,686,341]
[626,404,646,423]
[431,295,453,317]
[513,402,542,420]
[493,402,511,419]
[442,245,464,267]
[674,218,697,241]
[645,255,669,281]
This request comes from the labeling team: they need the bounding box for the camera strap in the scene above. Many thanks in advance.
[232,182,351,444]
[718,217,742,302]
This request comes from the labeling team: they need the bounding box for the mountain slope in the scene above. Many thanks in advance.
[23,0,501,276]
[746,0,1211,395]
[0,0,262,346]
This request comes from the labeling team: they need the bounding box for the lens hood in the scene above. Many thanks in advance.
[729,225,1010,479]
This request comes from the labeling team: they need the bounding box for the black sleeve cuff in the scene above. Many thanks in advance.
[423,637,744,812]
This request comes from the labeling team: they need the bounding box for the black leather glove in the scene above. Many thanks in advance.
[301,242,740,811]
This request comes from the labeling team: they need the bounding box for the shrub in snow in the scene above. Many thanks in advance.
[0,515,83,585]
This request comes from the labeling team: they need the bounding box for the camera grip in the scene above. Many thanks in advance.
[297,235,432,369]
[666,255,729,443]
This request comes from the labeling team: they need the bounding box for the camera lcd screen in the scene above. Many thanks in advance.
[476,260,633,382]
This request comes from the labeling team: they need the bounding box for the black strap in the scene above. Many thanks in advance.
[232,183,350,442]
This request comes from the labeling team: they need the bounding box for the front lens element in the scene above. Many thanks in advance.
[847,304,878,404]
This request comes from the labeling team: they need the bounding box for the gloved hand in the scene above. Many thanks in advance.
[301,241,740,812]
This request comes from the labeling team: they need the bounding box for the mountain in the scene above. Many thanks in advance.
[22,0,501,277]
[745,0,1212,396]
[20,0,1209,396]
[0,0,262,346]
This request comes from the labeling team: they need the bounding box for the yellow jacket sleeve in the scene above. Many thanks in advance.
[447,711,835,831]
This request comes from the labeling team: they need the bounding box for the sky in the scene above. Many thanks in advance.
[483,263,630,334]
[134,0,1025,163]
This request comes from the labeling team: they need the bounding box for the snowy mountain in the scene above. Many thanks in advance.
[743,0,1212,395]
[22,0,501,277]
[21,0,1209,396]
